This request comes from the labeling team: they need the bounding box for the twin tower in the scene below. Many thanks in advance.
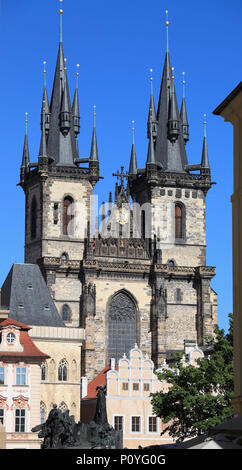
[19,8,217,381]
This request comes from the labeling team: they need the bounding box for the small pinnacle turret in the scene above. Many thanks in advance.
[89,106,99,162]
[180,72,189,144]
[146,109,156,166]
[147,69,157,141]
[41,61,50,136]
[72,65,80,137]
[20,113,30,183]
[167,70,180,144]
[201,114,210,175]
[129,121,138,175]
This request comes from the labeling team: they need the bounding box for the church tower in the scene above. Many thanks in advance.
[18,7,217,382]
[19,5,99,326]
[128,13,216,364]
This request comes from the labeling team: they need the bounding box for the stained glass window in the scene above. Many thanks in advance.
[108,293,136,361]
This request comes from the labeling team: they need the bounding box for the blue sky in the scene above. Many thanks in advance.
[0,0,241,332]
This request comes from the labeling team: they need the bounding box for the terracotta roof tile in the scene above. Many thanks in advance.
[0,317,49,360]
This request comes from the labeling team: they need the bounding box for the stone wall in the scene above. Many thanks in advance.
[0,422,6,449]
[29,325,85,421]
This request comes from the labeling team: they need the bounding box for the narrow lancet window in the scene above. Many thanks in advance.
[63,196,74,236]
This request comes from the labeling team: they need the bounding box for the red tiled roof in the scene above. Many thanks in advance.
[84,364,118,400]
[0,318,31,330]
[0,317,49,360]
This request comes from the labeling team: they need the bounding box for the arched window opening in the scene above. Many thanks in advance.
[61,252,68,261]
[30,197,37,240]
[41,362,47,381]
[141,210,146,240]
[62,304,71,322]
[108,292,137,362]
[63,196,74,236]
[175,204,184,240]
[168,259,175,267]
[58,359,68,381]
[40,402,47,424]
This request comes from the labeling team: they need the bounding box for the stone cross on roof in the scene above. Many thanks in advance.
[112,166,129,187]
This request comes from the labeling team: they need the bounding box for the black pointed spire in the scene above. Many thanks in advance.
[72,64,80,137]
[201,114,210,173]
[21,113,30,171]
[60,60,71,137]
[180,72,189,144]
[167,69,180,143]
[129,121,137,175]
[147,69,157,140]
[89,105,99,162]
[155,11,188,173]
[46,5,77,166]
[41,61,50,136]
[146,110,156,166]
[39,99,48,159]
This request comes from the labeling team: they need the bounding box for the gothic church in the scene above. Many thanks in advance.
[1,7,217,384]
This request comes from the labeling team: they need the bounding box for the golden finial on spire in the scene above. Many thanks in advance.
[76,63,80,77]
[165,10,169,26]
[182,71,186,98]
[93,105,96,127]
[204,113,207,137]
[132,120,135,144]
[25,112,28,134]
[59,0,63,14]
[149,68,154,94]
[165,10,170,54]
[43,60,47,85]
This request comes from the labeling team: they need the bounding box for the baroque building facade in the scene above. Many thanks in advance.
[17,8,217,384]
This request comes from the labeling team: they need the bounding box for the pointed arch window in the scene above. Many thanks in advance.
[175,203,185,240]
[63,196,74,236]
[41,362,47,381]
[108,292,137,362]
[30,197,37,239]
[58,359,68,381]
[62,304,71,322]
[40,402,47,424]
[141,210,146,240]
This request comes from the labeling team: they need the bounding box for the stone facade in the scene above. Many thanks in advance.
[29,325,84,422]
[18,9,218,386]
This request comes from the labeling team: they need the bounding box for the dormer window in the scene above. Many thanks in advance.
[7,332,16,344]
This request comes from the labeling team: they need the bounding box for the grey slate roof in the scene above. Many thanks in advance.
[1,264,65,327]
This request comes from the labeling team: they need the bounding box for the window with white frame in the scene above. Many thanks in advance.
[114,415,123,432]
[15,409,26,432]
[7,332,16,344]
[148,416,158,433]
[131,416,141,433]
[16,367,26,385]
[0,367,4,384]
[0,409,4,425]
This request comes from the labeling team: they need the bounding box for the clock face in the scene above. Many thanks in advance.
[118,207,129,225]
